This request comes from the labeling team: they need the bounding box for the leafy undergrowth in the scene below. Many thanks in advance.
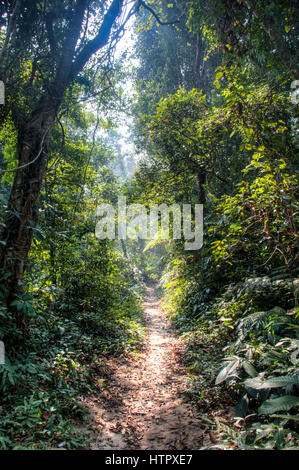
[0,249,146,450]
[162,275,299,450]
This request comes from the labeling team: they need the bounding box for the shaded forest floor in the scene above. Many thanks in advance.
[80,286,209,450]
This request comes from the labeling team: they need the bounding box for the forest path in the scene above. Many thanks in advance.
[83,286,204,450]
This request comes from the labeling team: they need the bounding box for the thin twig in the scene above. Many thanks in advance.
[0,129,49,174]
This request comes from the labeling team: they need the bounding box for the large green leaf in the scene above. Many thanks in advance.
[235,394,249,418]
[258,395,299,415]
[215,358,240,385]
[242,360,258,378]
[244,374,299,390]
[270,414,299,422]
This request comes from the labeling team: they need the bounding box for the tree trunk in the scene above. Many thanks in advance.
[0,92,61,314]
[194,33,206,91]
[197,169,206,205]
[120,239,128,258]
[246,0,298,78]
[0,0,124,318]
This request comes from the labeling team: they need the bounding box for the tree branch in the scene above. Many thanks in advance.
[56,0,88,85]
[0,0,21,78]
[70,0,124,81]
[139,0,180,26]
[45,12,57,57]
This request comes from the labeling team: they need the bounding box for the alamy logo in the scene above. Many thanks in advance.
[0,81,4,105]
[95,197,203,250]
[291,80,299,105]
[0,341,4,365]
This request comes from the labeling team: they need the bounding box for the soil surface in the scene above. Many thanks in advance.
[83,286,205,450]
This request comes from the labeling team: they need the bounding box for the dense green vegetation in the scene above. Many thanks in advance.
[0,0,298,450]
[128,0,299,450]
[0,0,146,449]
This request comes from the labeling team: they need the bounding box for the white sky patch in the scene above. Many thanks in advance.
[114,14,140,178]
[86,12,140,180]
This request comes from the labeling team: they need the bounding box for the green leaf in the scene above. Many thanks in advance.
[270,414,299,422]
[235,393,249,418]
[258,395,299,415]
[244,374,299,390]
[215,358,240,385]
[242,360,258,377]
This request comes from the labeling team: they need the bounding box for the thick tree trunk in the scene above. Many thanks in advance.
[0,0,124,316]
[194,33,205,91]
[0,93,60,313]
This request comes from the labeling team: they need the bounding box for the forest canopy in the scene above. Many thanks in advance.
[0,0,298,451]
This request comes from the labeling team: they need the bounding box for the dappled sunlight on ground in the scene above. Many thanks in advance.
[82,287,205,450]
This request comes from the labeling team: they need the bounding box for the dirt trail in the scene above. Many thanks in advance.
[83,286,204,450]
